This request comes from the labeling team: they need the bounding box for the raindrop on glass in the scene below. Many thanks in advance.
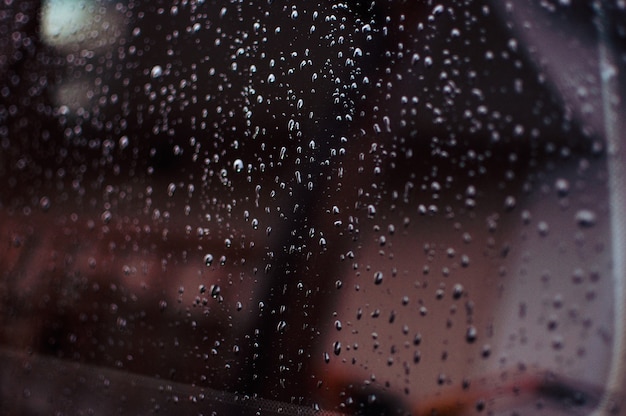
[151,65,163,78]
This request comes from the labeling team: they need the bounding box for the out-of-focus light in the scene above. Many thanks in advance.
[41,0,93,47]
[40,0,124,51]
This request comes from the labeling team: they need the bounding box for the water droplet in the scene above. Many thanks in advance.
[277,320,287,333]
[233,159,244,173]
[39,196,51,211]
[537,221,550,236]
[333,341,341,355]
[575,209,597,227]
[167,183,176,197]
[504,195,516,211]
[101,210,112,224]
[481,344,491,358]
[374,271,384,285]
[466,326,477,343]
[555,178,570,196]
[204,254,214,266]
[151,65,163,78]
[452,284,464,299]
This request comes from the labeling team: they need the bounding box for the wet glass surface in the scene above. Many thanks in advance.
[1,1,626,415]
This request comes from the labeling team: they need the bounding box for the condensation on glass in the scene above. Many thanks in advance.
[1,1,625,415]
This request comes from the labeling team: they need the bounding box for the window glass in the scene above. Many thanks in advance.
[1,1,625,415]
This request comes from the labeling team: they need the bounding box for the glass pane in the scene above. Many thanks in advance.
[1,1,625,415]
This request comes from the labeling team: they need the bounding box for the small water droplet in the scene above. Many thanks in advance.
[452,284,464,299]
[333,341,341,356]
[537,221,550,236]
[555,178,570,196]
[119,135,129,149]
[277,320,287,333]
[466,326,477,343]
[481,344,491,358]
[204,254,214,266]
[39,196,51,211]
[504,195,516,211]
[374,271,384,285]
[575,209,597,227]
[101,210,112,224]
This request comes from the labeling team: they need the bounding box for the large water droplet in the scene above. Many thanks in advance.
[151,65,163,78]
